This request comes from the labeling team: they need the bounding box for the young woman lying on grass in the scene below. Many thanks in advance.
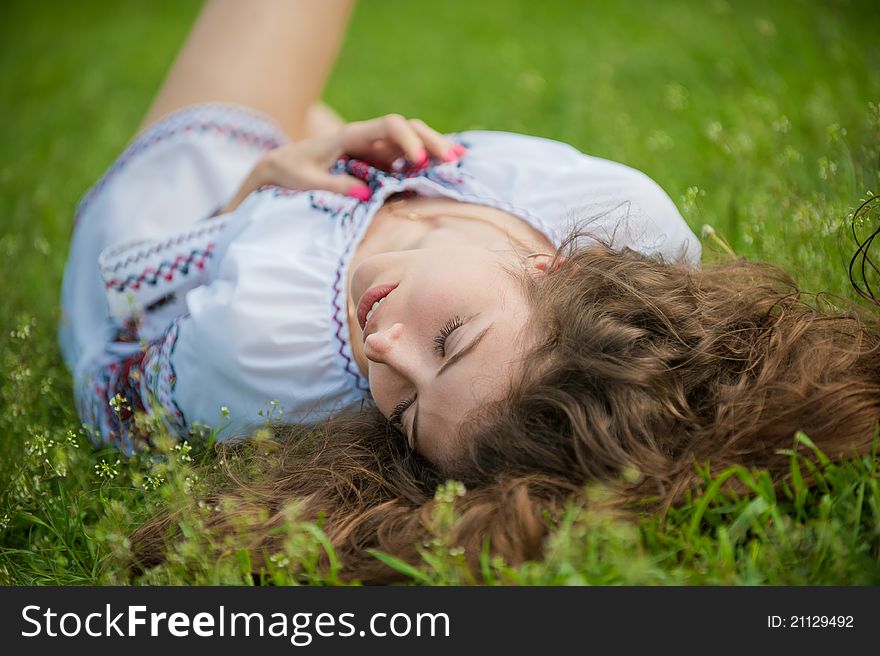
[58,1,880,582]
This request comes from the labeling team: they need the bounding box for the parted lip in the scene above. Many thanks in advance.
[356,283,398,334]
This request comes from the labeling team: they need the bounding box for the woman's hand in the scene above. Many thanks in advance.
[222,114,466,213]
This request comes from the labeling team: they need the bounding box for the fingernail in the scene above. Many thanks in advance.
[442,147,460,163]
[452,144,468,156]
[413,147,429,167]
[346,184,372,202]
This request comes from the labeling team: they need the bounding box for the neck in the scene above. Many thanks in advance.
[356,194,552,260]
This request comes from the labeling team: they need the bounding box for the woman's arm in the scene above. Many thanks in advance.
[137,0,355,141]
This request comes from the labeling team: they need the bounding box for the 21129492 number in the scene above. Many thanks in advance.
[768,615,854,628]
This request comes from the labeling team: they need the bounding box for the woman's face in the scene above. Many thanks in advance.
[349,244,540,468]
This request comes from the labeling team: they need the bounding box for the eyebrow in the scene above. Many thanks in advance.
[410,323,495,449]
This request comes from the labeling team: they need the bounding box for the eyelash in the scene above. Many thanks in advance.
[387,315,464,431]
[388,397,414,431]
[433,315,463,356]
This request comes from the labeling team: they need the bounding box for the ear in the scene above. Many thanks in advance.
[529,254,566,275]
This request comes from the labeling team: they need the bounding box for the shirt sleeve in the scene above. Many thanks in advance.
[98,213,231,344]
[76,211,239,452]
[75,191,359,453]
[74,316,188,454]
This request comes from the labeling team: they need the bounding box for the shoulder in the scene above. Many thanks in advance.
[453,129,585,165]
[452,130,700,265]
[456,130,673,198]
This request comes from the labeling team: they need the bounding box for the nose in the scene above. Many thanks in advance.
[364,322,406,364]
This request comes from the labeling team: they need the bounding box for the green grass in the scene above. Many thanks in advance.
[1,0,879,584]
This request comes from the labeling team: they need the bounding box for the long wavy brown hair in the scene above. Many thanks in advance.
[130,217,880,584]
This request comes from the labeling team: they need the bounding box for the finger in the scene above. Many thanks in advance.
[344,115,425,167]
[408,118,463,163]
[380,114,428,166]
[356,138,399,170]
[294,167,372,201]
[330,174,373,201]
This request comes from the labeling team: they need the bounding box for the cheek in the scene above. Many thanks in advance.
[366,365,394,414]
[411,265,494,312]
[421,288,459,314]
[418,424,469,472]
[404,279,460,323]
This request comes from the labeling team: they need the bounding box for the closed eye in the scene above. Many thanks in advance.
[433,315,463,356]
[388,395,415,431]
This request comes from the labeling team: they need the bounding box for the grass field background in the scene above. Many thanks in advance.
[1,0,879,584]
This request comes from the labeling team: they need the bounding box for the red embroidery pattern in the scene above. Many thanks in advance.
[101,219,227,272]
[104,245,215,292]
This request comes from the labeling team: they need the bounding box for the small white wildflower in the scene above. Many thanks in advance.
[183,474,200,494]
[142,474,165,491]
[646,130,673,152]
[10,317,35,341]
[827,122,847,144]
[25,433,54,458]
[269,553,290,568]
[65,430,80,448]
[435,481,467,504]
[94,459,120,481]
[772,115,791,134]
[109,393,130,414]
[681,186,706,215]
[785,145,803,162]
[173,441,193,463]
[705,121,723,143]
[818,156,838,181]
[664,82,690,111]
